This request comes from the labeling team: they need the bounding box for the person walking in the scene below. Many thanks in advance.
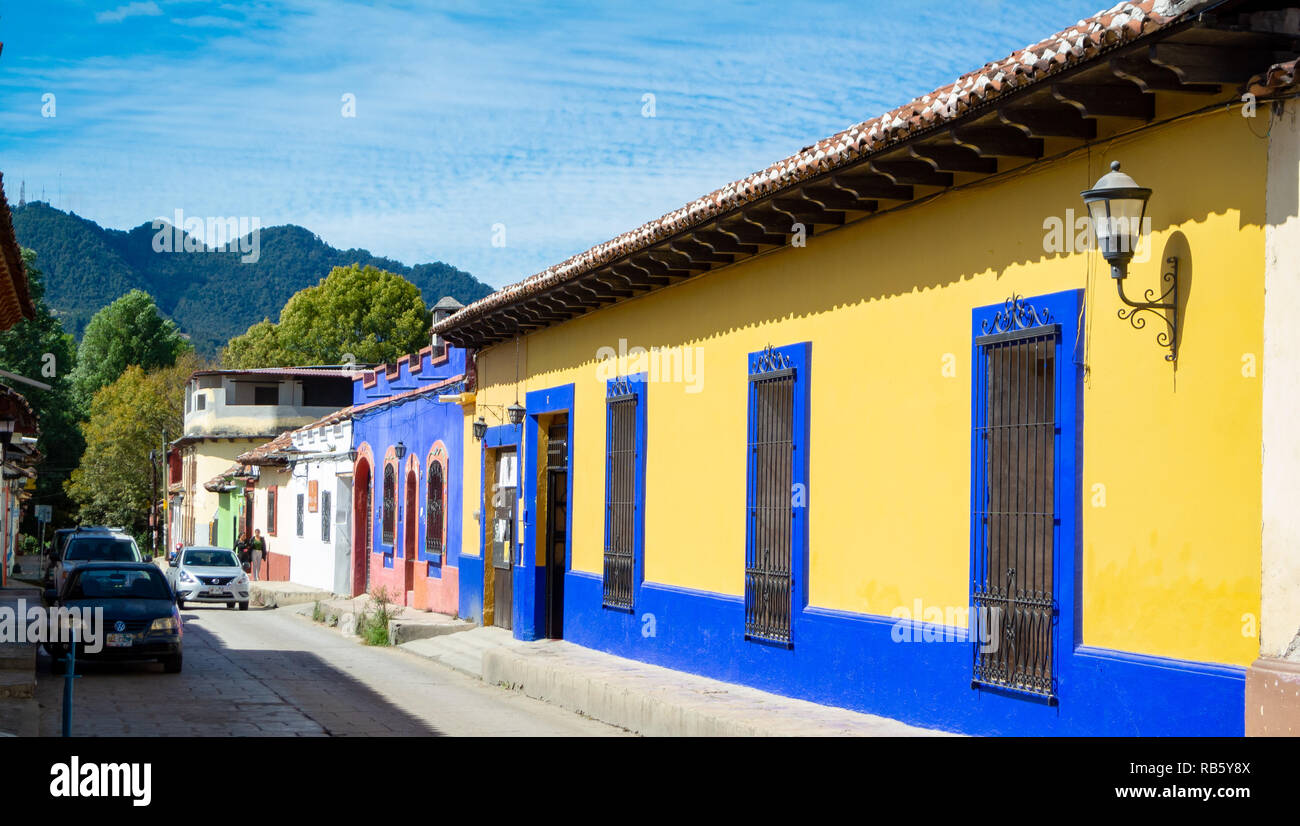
[249,529,267,581]
[235,533,250,575]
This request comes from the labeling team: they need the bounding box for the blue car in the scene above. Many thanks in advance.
[45,562,183,674]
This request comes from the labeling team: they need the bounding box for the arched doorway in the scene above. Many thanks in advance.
[403,468,417,599]
[351,457,372,596]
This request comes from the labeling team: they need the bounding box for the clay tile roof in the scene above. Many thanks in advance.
[236,430,296,466]
[432,0,1205,337]
[203,464,244,491]
[191,366,361,380]
[0,173,36,332]
[0,382,38,435]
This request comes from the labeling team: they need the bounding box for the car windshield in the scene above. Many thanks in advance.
[66,569,170,600]
[64,538,140,562]
[183,550,239,567]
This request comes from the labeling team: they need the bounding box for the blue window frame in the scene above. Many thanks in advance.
[602,374,646,611]
[745,342,811,647]
[970,290,1081,703]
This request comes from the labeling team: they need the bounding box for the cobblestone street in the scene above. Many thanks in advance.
[35,605,627,737]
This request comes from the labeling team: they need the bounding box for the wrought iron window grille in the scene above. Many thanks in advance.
[745,345,796,647]
[972,304,1059,701]
[602,380,637,611]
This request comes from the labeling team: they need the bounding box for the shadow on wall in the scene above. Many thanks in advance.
[504,119,1264,380]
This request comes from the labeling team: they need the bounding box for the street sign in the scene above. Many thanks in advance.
[35,504,52,523]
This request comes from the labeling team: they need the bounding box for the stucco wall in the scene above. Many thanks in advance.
[1262,99,1300,659]
[466,105,1265,669]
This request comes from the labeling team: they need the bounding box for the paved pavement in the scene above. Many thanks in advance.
[34,604,628,737]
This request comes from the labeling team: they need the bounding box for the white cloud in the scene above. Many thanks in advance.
[95,2,163,24]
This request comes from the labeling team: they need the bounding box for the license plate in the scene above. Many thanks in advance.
[204,589,228,596]
[106,633,132,647]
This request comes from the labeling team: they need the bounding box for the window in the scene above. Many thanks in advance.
[303,378,352,408]
[426,462,444,564]
[745,346,797,646]
[382,464,396,545]
[296,494,305,538]
[321,490,331,543]
[602,376,643,611]
[254,385,279,406]
[266,486,277,535]
[196,393,206,411]
[971,294,1066,700]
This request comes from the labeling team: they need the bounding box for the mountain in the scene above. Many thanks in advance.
[10,202,494,357]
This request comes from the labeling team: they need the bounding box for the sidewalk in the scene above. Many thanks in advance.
[0,572,42,737]
[286,598,948,736]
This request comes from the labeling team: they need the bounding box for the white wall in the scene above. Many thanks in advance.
[282,420,353,593]
[1262,98,1300,658]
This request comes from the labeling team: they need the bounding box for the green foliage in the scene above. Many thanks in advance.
[223,264,432,368]
[359,586,394,646]
[65,352,202,536]
[0,250,83,528]
[68,289,191,414]
[12,203,493,357]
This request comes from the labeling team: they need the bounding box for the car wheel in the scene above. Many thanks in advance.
[238,601,250,611]
[226,602,235,608]
[162,654,182,674]
[177,599,185,609]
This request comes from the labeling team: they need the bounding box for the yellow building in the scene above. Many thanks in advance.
[434,1,1299,734]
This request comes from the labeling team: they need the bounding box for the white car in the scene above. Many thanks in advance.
[166,547,251,610]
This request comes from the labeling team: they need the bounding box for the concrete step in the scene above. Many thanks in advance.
[0,670,35,700]
[0,643,38,671]
[398,626,522,679]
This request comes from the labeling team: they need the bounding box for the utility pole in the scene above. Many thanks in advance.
[149,449,158,556]
[161,429,168,554]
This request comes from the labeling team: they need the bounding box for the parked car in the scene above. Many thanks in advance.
[52,528,144,594]
[44,528,77,585]
[45,562,182,673]
[165,546,250,610]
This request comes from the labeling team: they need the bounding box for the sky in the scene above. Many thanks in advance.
[0,0,1106,288]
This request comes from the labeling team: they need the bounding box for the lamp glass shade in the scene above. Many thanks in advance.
[1081,161,1151,271]
[394,441,407,460]
[507,403,526,425]
[472,418,488,440]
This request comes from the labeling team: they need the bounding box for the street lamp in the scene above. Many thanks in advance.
[473,417,488,441]
[1081,160,1178,362]
[394,441,407,461]
[1081,161,1151,280]
[507,402,526,426]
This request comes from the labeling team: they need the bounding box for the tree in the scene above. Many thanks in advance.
[0,250,82,529]
[219,318,280,370]
[68,289,191,414]
[222,264,431,368]
[65,352,200,537]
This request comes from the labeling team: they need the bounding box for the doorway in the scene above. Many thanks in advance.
[544,418,569,639]
[352,458,372,596]
[403,468,417,599]
[487,447,517,630]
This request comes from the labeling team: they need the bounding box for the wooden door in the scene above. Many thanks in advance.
[490,448,517,630]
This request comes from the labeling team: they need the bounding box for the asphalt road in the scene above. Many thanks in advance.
[35,603,627,737]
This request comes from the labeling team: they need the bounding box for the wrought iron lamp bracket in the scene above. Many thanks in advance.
[1115,255,1178,362]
